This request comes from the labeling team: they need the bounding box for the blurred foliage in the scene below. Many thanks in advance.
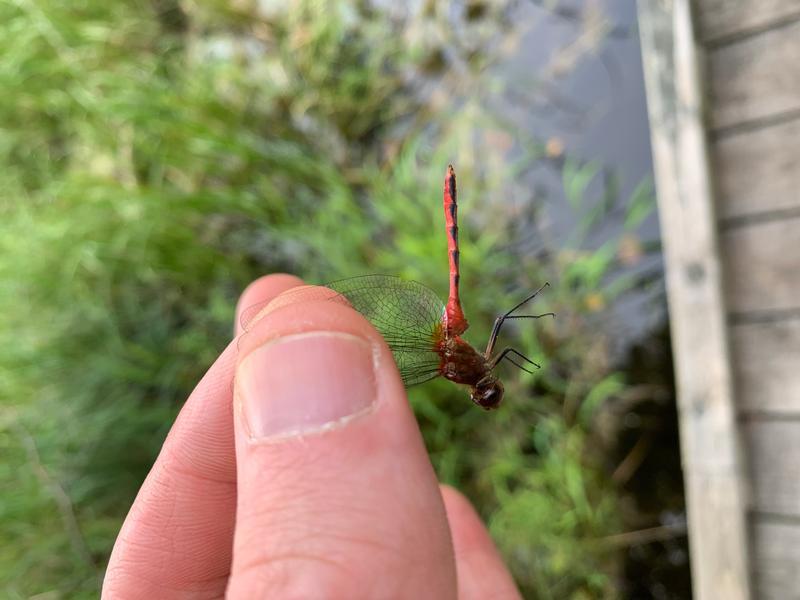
[0,0,661,598]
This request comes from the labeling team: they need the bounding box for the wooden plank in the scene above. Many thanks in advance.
[720,217,800,314]
[731,320,800,414]
[709,20,800,131]
[638,2,751,598]
[696,0,800,43]
[745,421,800,516]
[713,118,800,220]
[753,518,800,600]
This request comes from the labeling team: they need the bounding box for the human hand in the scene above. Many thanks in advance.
[102,274,521,599]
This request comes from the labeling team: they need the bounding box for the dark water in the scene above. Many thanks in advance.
[511,3,691,597]
[616,324,692,599]
[513,0,664,348]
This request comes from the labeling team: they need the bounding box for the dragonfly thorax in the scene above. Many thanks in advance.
[439,337,502,409]
[440,337,489,383]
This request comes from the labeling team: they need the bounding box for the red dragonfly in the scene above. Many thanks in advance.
[241,165,552,409]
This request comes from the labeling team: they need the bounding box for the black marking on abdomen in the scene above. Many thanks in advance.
[451,249,460,268]
[449,225,458,243]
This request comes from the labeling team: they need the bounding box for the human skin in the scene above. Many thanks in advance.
[102,273,522,599]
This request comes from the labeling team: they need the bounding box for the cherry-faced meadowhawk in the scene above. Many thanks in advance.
[240,165,552,409]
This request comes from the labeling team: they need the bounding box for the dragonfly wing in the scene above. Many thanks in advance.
[239,275,445,387]
[393,353,443,387]
[326,275,445,387]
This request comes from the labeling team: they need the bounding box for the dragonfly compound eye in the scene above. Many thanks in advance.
[471,379,504,410]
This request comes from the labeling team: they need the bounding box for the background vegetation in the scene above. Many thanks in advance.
[0,1,677,598]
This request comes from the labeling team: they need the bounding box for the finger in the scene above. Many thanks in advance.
[440,485,522,600]
[103,275,302,600]
[228,290,457,599]
[235,273,305,336]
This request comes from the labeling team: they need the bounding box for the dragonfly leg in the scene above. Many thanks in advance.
[484,281,554,357]
[505,356,534,374]
[490,347,541,374]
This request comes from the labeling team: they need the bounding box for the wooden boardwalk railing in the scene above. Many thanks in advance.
[639,1,800,598]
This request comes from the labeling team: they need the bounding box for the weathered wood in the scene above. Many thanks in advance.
[709,19,800,131]
[753,517,800,599]
[745,421,800,516]
[720,216,800,314]
[638,2,751,598]
[713,118,800,220]
[730,320,800,414]
[696,0,800,43]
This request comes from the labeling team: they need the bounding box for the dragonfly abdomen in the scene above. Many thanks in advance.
[443,165,468,336]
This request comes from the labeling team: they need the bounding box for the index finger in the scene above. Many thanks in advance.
[103,274,303,599]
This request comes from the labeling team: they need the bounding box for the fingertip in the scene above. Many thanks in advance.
[235,274,305,336]
[440,485,522,600]
[440,485,488,552]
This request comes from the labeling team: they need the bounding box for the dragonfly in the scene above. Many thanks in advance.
[241,165,552,410]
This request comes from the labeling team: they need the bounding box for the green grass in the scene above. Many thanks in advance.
[0,1,657,598]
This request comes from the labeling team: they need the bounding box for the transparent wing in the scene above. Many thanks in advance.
[239,275,445,387]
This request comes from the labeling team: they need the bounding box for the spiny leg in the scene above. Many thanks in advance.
[486,314,554,357]
[490,347,542,374]
[505,282,550,317]
[504,356,535,375]
[484,281,554,357]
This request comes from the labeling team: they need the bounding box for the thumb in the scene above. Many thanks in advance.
[228,291,457,599]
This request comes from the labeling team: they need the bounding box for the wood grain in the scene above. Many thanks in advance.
[745,421,800,516]
[713,118,800,220]
[696,0,800,43]
[731,320,800,414]
[720,217,800,314]
[639,2,751,598]
[709,20,800,131]
[753,518,800,600]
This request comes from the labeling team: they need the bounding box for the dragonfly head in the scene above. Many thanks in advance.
[470,376,504,410]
